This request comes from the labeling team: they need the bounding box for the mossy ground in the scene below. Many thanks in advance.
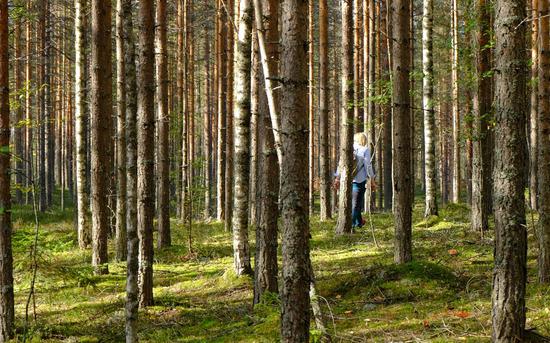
[9,194,550,342]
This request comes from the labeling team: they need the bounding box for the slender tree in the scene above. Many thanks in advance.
[253,0,280,305]
[123,0,139,337]
[280,0,311,340]
[308,0,315,215]
[232,0,253,276]
[335,0,354,235]
[422,0,437,217]
[137,0,155,307]
[537,0,550,283]
[216,0,227,220]
[392,0,412,264]
[0,0,14,338]
[75,0,90,249]
[471,0,491,233]
[156,0,171,248]
[491,0,528,339]
[530,0,539,210]
[382,0,392,211]
[451,0,460,203]
[115,0,128,261]
[318,0,331,220]
[91,0,112,274]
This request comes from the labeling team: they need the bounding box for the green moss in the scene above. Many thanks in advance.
[7,199,549,342]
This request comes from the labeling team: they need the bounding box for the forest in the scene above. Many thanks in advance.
[0,0,549,341]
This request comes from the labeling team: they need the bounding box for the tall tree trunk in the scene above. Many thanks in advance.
[392,0,412,264]
[14,18,23,204]
[335,0,354,235]
[253,0,279,305]
[280,0,311,340]
[115,0,127,261]
[451,0,460,203]
[308,0,315,215]
[25,0,33,206]
[530,0,539,210]
[204,34,213,219]
[422,0,437,217]
[136,0,155,307]
[232,0,253,276]
[537,0,550,283]
[44,0,54,209]
[319,0,331,220]
[216,0,227,221]
[75,0,90,249]
[249,29,259,224]
[156,0,171,248]
[491,0,528,339]
[123,0,138,337]
[225,0,235,233]
[382,0,392,211]
[91,0,112,275]
[0,0,14,338]
[471,0,491,233]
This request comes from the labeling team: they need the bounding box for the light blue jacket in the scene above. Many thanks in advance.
[334,143,376,183]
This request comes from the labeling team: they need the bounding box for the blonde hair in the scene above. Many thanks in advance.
[353,132,368,147]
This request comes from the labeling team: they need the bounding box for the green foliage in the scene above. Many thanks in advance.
[7,195,550,342]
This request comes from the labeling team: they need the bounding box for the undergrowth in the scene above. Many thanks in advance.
[8,194,550,342]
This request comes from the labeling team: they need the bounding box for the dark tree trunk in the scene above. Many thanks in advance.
[156,0,171,248]
[319,0,331,220]
[392,0,412,264]
[471,0,492,233]
[91,0,113,275]
[0,0,14,338]
[335,0,354,235]
[136,0,155,307]
[280,0,311,341]
[537,0,550,283]
[491,0,528,340]
[253,0,279,305]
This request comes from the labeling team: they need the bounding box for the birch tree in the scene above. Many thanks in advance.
[422,0,437,217]
[232,0,253,276]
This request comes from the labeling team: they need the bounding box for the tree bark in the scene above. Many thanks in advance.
[491,0,528,339]
[451,0,460,203]
[382,0,392,211]
[115,0,128,261]
[232,0,253,276]
[422,0,437,217]
[335,0,354,235]
[308,0,315,216]
[225,0,234,233]
[253,0,280,305]
[471,0,492,233]
[280,0,311,340]
[217,0,227,221]
[91,0,112,274]
[14,18,23,204]
[537,0,550,283]
[156,0,171,248]
[204,33,213,220]
[319,0,331,220]
[392,0,412,264]
[0,0,14,338]
[123,0,138,338]
[530,0,539,211]
[136,0,155,307]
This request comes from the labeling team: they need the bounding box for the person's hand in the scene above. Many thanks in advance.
[332,178,340,191]
[370,180,377,192]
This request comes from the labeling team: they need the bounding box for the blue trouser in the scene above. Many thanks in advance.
[352,181,366,228]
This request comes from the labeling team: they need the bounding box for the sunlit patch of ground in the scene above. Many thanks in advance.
[10,194,549,342]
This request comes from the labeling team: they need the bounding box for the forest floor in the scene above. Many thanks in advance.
[10,195,550,342]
